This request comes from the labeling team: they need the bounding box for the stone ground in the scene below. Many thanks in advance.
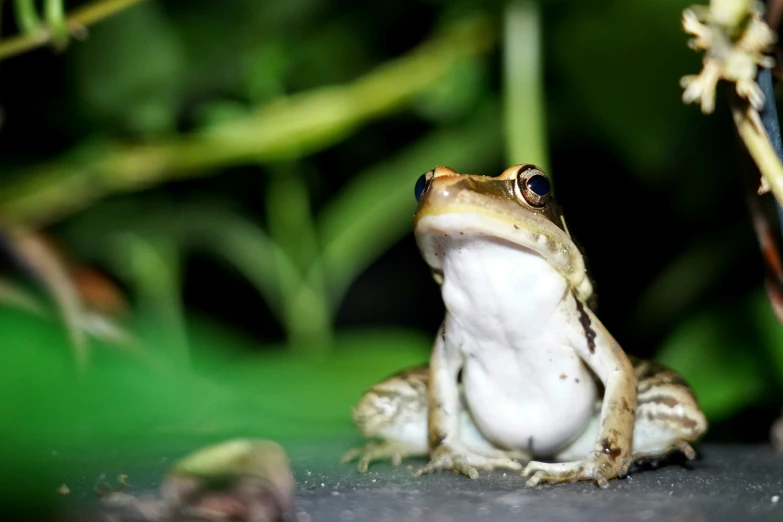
[46,440,783,521]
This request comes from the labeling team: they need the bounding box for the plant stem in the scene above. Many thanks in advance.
[732,103,783,207]
[116,233,191,369]
[0,0,147,61]
[503,0,549,172]
[0,16,495,229]
[44,0,68,49]
[12,0,41,34]
[265,167,332,354]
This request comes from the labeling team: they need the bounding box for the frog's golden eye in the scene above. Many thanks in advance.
[414,169,435,202]
[515,165,551,207]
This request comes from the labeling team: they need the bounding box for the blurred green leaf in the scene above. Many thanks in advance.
[504,0,548,171]
[191,100,252,128]
[265,168,319,275]
[245,39,289,103]
[319,101,504,304]
[193,320,431,425]
[110,232,189,367]
[656,298,766,421]
[70,1,185,135]
[412,58,487,123]
[265,167,328,340]
[43,0,68,49]
[550,0,703,179]
[750,290,783,387]
[0,306,429,443]
[12,0,42,34]
[633,229,745,331]
[0,14,496,228]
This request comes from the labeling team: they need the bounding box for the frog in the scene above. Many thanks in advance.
[342,164,708,488]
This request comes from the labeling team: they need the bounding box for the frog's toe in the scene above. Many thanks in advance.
[414,452,479,479]
[632,440,697,465]
[341,441,414,472]
[522,454,624,488]
[523,461,577,487]
[669,440,696,460]
[527,468,610,489]
[413,445,521,479]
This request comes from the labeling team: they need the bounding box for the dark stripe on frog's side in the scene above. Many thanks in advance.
[572,289,597,353]
[629,355,705,438]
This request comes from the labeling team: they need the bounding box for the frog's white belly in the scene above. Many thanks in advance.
[461,345,596,455]
[439,236,598,456]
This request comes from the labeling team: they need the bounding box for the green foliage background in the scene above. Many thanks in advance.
[0,0,781,503]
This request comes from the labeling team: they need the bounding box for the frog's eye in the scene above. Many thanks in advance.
[415,170,434,202]
[516,165,551,207]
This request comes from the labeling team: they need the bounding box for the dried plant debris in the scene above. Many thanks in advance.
[681,0,776,113]
[100,439,296,522]
[0,226,133,367]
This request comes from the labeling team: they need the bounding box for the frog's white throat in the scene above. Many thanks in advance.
[415,212,571,328]
[415,212,591,299]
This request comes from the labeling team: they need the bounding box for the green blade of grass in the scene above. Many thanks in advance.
[503,0,548,172]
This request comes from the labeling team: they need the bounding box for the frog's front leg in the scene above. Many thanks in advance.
[414,324,523,479]
[554,356,707,466]
[523,295,637,488]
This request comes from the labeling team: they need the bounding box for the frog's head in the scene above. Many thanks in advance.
[412,164,592,300]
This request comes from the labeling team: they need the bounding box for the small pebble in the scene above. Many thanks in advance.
[772,495,780,503]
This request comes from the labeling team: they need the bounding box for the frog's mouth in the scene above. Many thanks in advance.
[414,210,592,301]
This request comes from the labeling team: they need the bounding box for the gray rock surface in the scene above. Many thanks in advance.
[62,440,783,521]
[295,443,783,522]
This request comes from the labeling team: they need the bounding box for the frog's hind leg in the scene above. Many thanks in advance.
[343,365,524,472]
[554,357,707,465]
[341,366,430,471]
[630,356,707,463]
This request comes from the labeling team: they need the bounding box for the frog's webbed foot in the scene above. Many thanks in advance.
[413,443,523,480]
[522,452,631,489]
[341,441,417,472]
[632,440,697,466]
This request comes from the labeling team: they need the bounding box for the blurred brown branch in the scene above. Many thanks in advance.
[0,16,495,229]
[0,0,147,60]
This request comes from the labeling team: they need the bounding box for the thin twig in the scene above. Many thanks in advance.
[0,0,147,61]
